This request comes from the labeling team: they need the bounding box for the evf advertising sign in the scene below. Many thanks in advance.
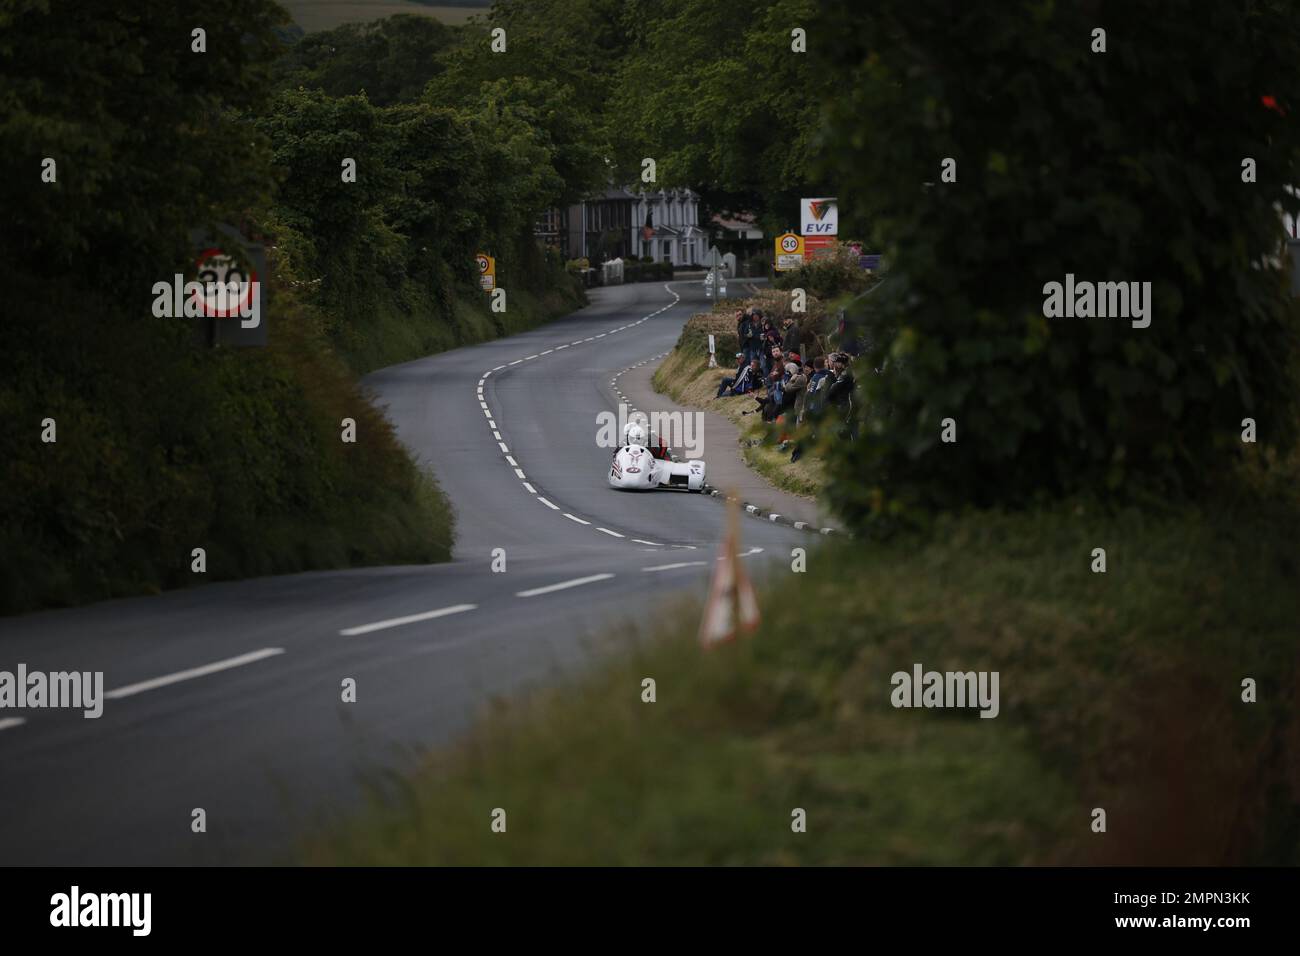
[800,197,838,236]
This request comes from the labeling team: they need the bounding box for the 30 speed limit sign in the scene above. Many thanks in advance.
[185,225,267,347]
[476,252,496,291]
[195,248,257,318]
[774,232,804,271]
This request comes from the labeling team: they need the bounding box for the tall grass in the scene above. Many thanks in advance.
[305,491,1300,865]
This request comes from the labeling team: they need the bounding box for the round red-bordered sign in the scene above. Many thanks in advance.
[193,247,257,317]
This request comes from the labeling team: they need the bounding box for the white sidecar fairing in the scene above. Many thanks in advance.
[608,444,706,492]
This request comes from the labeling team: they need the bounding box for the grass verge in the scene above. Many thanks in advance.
[653,333,825,500]
[305,494,1300,865]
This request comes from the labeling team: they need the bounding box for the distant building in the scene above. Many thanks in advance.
[536,187,707,266]
[709,211,765,268]
[632,188,706,266]
[709,211,764,243]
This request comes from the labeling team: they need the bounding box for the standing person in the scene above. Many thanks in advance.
[761,317,782,352]
[826,354,857,438]
[736,310,755,364]
[759,323,774,374]
[750,310,766,363]
[780,316,802,361]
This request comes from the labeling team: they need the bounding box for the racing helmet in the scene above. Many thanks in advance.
[624,421,648,447]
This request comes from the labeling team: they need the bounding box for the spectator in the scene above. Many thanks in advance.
[717,355,761,397]
[781,360,806,415]
[791,356,837,463]
[764,344,784,379]
[793,360,816,425]
[760,367,784,422]
[736,309,757,364]
[807,356,836,419]
[742,309,762,363]
[780,316,803,360]
[826,354,856,437]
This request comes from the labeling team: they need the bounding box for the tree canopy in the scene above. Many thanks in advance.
[812,0,1300,525]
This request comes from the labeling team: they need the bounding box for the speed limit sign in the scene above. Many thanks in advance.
[774,232,804,271]
[476,252,496,291]
[187,225,267,347]
[195,248,257,318]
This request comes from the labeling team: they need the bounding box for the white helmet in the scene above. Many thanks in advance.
[624,421,648,447]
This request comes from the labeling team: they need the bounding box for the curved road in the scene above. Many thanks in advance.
[0,279,807,865]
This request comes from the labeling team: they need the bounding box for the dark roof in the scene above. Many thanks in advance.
[592,186,637,202]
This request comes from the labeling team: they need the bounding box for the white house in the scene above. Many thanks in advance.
[545,186,709,265]
[630,188,707,266]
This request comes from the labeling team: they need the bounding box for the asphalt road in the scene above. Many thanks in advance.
[0,279,807,865]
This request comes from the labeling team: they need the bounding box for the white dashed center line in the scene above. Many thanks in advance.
[105,648,286,700]
[516,574,614,598]
[340,603,477,636]
[476,285,684,546]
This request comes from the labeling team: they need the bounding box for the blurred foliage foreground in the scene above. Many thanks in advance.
[308,471,1300,865]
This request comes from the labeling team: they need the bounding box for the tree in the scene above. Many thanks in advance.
[0,0,285,293]
[814,0,1300,527]
[608,0,831,229]
[271,15,459,107]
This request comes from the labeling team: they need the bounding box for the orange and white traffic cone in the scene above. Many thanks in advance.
[698,492,760,647]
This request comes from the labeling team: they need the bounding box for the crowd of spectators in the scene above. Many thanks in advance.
[715,305,858,462]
